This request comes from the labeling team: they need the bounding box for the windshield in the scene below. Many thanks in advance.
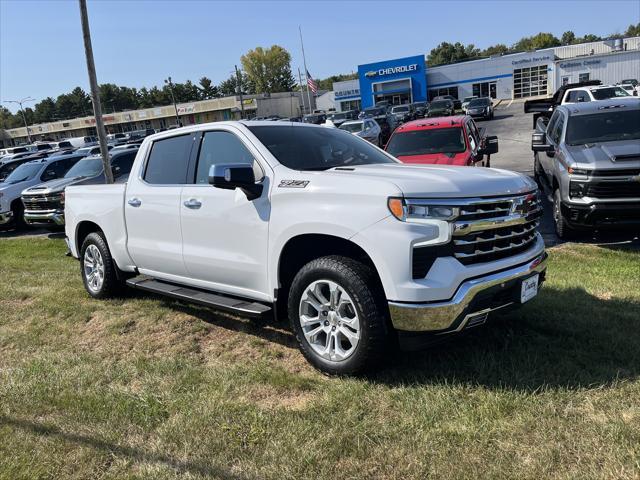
[566,109,640,145]
[248,125,395,171]
[4,162,42,183]
[463,97,476,102]
[430,100,450,109]
[468,98,490,107]
[0,161,23,181]
[64,156,103,178]
[340,122,364,133]
[386,128,466,156]
[591,87,629,100]
[392,106,409,113]
[329,113,347,121]
[363,107,385,116]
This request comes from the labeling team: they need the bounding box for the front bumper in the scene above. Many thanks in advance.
[0,210,14,225]
[561,201,640,228]
[23,209,65,226]
[389,252,547,333]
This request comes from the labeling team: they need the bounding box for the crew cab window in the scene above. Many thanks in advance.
[549,112,565,144]
[143,134,192,184]
[40,159,70,181]
[194,131,261,184]
[111,151,137,177]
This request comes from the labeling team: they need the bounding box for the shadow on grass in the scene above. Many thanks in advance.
[0,415,253,479]
[369,286,640,390]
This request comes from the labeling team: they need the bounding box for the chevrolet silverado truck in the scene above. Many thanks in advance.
[531,97,640,238]
[65,121,547,374]
[524,80,602,128]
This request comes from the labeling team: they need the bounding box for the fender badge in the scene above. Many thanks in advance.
[278,179,309,188]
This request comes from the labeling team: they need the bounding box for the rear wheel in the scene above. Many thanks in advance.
[80,232,123,298]
[288,255,389,375]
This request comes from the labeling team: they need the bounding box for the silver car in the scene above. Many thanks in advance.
[339,119,382,146]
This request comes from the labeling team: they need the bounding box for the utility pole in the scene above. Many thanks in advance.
[78,0,113,183]
[3,97,35,143]
[234,65,245,119]
[164,76,182,127]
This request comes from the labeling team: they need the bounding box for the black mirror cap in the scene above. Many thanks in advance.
[208,163,263,200]
[483,135,499,155]
[531,132,554,152]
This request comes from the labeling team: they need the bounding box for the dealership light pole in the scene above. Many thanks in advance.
[3,97,35,143]
[234,65,245,119]
[164,76,182,127]
[78,0,113,184]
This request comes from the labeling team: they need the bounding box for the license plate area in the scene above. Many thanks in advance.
[520,274,539,303]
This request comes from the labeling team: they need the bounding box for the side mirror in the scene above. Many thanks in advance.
[112,165,121,177]
[480,135,499,155]
[531,132,555,152]
[209,163,262,200]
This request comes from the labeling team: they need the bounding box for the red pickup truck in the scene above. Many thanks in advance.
[385,115,498,167]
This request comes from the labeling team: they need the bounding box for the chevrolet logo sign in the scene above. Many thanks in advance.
[365,70,377,78]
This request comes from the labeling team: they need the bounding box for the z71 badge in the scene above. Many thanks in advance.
[278,180,309,188]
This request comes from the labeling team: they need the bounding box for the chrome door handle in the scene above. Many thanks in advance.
[127,198,141,207]
[183,198,202,209]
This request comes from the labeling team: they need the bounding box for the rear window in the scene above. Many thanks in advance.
[591,87,630,100]
[143,134,193,184]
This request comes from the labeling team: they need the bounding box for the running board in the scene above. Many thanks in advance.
[126,276,272,318]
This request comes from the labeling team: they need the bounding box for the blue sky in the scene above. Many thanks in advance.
[1,0,637,111]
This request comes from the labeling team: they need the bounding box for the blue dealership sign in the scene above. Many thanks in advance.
[358,55,427,108]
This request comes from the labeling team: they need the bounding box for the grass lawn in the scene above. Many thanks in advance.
[0,237,639,479]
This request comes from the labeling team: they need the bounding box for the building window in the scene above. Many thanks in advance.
[578,72,590,82]
[428,86,459,100]
[513,65,548,98]
[472,81,497,99]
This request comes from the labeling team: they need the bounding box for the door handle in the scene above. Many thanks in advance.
[127,198,141,207]
[183,198,202,209]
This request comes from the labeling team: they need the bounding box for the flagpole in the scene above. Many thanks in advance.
[297,67,307,115]
[298,25,313,111]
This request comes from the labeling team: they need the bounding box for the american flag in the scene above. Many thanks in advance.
[306,69,318,94]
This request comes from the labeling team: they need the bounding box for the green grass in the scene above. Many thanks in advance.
[1,237,639,479]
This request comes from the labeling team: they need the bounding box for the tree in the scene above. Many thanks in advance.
[482,44,509,57]
[315,73,358,91]
[0,106,22,129]
[427,42,480,66]
[579,34,601,43]
[512,32,560,52]
[218,72,253,96]
[561,31,576,45]
[69,87,92,117]
[625,23,640,37]
[241,45,296,93]
[33,97,57,124]
[198,77,219,99]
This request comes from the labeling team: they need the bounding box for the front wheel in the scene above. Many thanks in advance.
[553,189,574,240]
[80,231,123,298]
[288,255,390,375]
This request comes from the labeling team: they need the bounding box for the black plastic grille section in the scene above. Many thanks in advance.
[22,195,62,211]
[583,181,640,199]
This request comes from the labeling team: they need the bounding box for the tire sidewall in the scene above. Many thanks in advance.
[288,257,385,375]
[80,232,118,299]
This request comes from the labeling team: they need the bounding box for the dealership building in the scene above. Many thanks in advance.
[333,36,640,111]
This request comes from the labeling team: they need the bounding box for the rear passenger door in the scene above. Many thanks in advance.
[179,128,271,300]
[125,133,196,278]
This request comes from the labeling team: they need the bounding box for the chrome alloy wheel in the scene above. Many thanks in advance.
[83,244,105,293]
[299,279,360,361]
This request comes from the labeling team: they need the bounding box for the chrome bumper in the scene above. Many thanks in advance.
[389,252,548,332]
[24,210,65,225]
[0,210,14,225]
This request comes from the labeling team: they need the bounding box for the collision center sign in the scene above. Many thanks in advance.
[365,64,419,78]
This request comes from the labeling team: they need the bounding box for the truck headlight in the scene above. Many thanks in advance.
[388,198,459,222]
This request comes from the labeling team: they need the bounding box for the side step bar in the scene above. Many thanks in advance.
[126,276,272,318]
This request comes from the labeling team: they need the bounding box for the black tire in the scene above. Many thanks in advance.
[10,200,26,230]
[533,154,544,187]
[288,255,390,375]
[553,189,574,240]
[80,231,123,299]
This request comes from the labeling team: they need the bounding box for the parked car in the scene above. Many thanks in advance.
[524,80,603,127]
[65,120,546,375]
[0,157,37,182]
[358,106,398,143]
[21,149,138,228]
[302,113,327,125]
[0,146,29,160]
[65,136,98,148]
[427,99,455,117]
[389,104,415,124]
[0,153,83,228]
[385,115,498,166]
[434,95,462,110]
[412,101,428,118]
[466,97,494,120]
[107,133,128,145]
[326,110,358,128]
[461,96,478,112]
[339,118,382,146]
[618,81,638,97]
[75,145,113,156]
[531,97,640,238]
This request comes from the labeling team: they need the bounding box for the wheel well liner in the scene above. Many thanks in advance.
[76,221,103,252]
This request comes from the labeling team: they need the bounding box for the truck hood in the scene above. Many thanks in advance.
[22,175,94,195]
[566,141,640,169]
[327,163,536,198]
[395,152,471,166]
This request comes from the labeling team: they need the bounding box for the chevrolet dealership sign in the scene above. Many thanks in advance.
[365,63,419,78]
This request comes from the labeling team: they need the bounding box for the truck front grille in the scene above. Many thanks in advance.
[582,181,640,199]
[22,195,62,211]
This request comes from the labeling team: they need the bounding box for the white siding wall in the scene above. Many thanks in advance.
[555,50,640,86]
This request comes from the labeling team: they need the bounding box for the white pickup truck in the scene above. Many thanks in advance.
[65,121,547,374]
